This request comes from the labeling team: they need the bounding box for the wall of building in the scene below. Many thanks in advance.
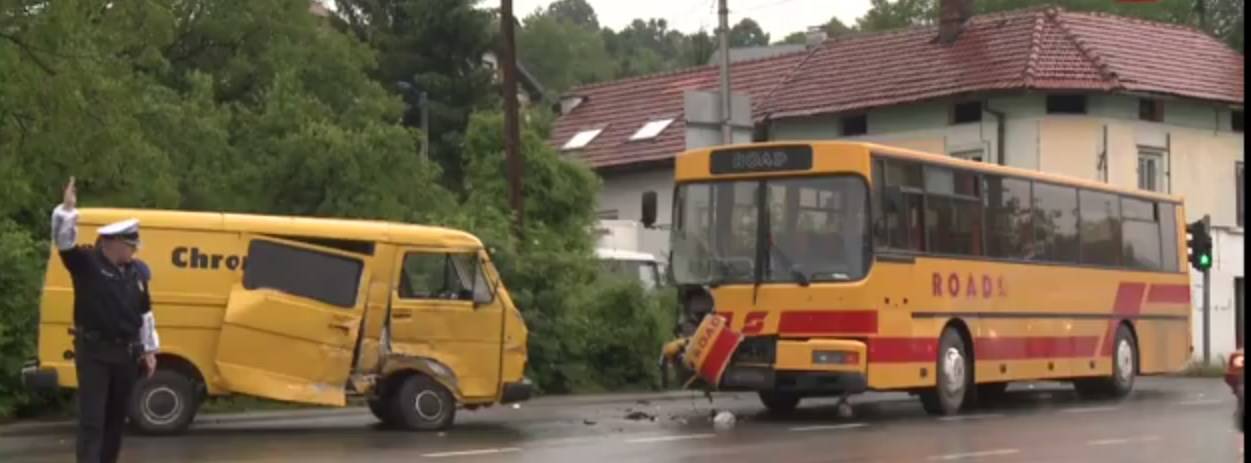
[595,167,674,260]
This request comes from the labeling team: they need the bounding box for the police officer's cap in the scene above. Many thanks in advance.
[98,219,140,247]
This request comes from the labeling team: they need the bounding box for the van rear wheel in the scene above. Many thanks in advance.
[128,370,200,436]
[391,375,456,431]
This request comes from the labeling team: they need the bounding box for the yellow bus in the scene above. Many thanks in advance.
[23,208,531,434]
[658,141,1192,415]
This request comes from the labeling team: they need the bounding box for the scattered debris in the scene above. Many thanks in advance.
[583,419,597,426]
[712,410,736,431]
[437,432,447,438]
[636,399,652,406]
[625,410,656,421]
[512,403,522,409]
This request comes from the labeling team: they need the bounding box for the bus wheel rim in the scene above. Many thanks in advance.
[1116,339,1134,383]
[943,347,966,395]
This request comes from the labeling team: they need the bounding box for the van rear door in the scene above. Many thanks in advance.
[214,237,369,406]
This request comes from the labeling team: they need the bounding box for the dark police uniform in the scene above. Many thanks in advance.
[52,208,157,463]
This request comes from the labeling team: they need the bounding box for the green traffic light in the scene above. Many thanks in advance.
[1199,253,1212,269]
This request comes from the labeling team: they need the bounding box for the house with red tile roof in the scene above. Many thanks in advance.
[552,1,1243,360]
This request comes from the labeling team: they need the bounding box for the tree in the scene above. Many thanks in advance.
[545,0,599,30]
[729,18,769,47]
[776,17,854,45]
[856,0,936,32]
[333,0,498,191]
[519,9,615,95]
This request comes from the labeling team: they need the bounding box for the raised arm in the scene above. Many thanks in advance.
[52,177,90,275]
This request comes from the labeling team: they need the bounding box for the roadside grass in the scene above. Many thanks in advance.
[1178,356,1230,377]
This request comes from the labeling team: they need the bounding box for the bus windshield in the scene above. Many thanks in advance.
[671,176,870,286]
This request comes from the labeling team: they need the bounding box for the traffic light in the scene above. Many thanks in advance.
[1186,217,1212,272]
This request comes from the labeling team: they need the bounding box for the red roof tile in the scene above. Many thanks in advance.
[553,7,1243,169]
[550,52,807,169]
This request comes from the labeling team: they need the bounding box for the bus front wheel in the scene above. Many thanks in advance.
[920,328,972,416]
[758,391,801,414]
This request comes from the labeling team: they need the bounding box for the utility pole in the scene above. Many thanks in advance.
[500,0,524,233]
[1196,0,1207,31]
[717,0,732,144]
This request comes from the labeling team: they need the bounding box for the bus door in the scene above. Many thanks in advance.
[214,237,370,406]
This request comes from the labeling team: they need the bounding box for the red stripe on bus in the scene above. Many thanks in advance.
[698,328,741,384]
[867,338,938,363]
[975,336,1102,360]
[869,336,1105,363]
[1146,284,1190,304]
[716,312,733,326]
[778,310,877,334]
[1101,282,1147,356]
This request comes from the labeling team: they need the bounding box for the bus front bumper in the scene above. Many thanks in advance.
[21,359,59,392]
[721,367,868,394]
[719,338,869,394]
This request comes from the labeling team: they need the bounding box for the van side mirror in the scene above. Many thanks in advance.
[641,191,658,228]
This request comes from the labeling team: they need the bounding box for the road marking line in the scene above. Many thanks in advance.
[1088,435,1160,446]
[625,434,715,444]
[927,449,1020,460]
[1060,406,1118,414]
[1176,399,1223,406]
[422,448,522,458]
[790,423,868,432]
[1087,438,1131,446]
[939,413,1004,422]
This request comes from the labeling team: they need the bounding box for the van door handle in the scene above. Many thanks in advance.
[393,309,413,320]
[328,321,354,331]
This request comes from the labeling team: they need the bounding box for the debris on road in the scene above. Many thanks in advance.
[712,410,736,431]
[625,410,656,421]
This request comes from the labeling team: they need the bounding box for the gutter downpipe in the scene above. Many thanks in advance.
[984,102,1006,166]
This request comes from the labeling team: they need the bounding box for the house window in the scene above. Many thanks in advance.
[952,101,983,124]
[1234,110,1245,133]
[562,127,604,150]
[630,118,675,141]
[841,114,867,136]
[1238,162,1244,228]
[1137,149,1165,192]
[1046,94,1087,114]
[1138,98,1164,122]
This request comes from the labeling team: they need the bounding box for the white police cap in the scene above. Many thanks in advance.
[98,218,140,245]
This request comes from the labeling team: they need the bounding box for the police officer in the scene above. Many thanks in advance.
[52,177,160,463]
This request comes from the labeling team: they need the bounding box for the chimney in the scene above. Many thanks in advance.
[805,26,828,49]
[938,0,973,44]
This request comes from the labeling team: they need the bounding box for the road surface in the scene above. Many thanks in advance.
[1,377,1240,462]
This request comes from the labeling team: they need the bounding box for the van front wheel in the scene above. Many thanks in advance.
[392,375,456,431]
[128,370,200,435]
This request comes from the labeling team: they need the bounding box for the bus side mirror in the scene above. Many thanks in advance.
[641,191,658,228]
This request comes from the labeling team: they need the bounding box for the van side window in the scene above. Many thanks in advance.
[399,252,493,304]
[243,240,363,308]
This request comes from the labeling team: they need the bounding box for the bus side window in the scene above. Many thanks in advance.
[875,157,925,252]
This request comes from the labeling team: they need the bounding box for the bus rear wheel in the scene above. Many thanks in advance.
[920,328,972,416]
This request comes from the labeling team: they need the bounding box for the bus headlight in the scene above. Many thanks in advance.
[813,351,859,365]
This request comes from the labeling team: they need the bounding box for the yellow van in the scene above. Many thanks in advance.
[22,208,531,434]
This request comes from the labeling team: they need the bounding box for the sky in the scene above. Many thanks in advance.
[487,0,873,40]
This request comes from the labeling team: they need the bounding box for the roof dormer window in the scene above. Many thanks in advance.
[562,127,604,150]
[629,118,675,141]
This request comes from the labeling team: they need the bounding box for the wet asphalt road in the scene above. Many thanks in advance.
[1,377,1241,462]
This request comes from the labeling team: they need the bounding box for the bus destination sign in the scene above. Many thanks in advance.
[709,146,813,175]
